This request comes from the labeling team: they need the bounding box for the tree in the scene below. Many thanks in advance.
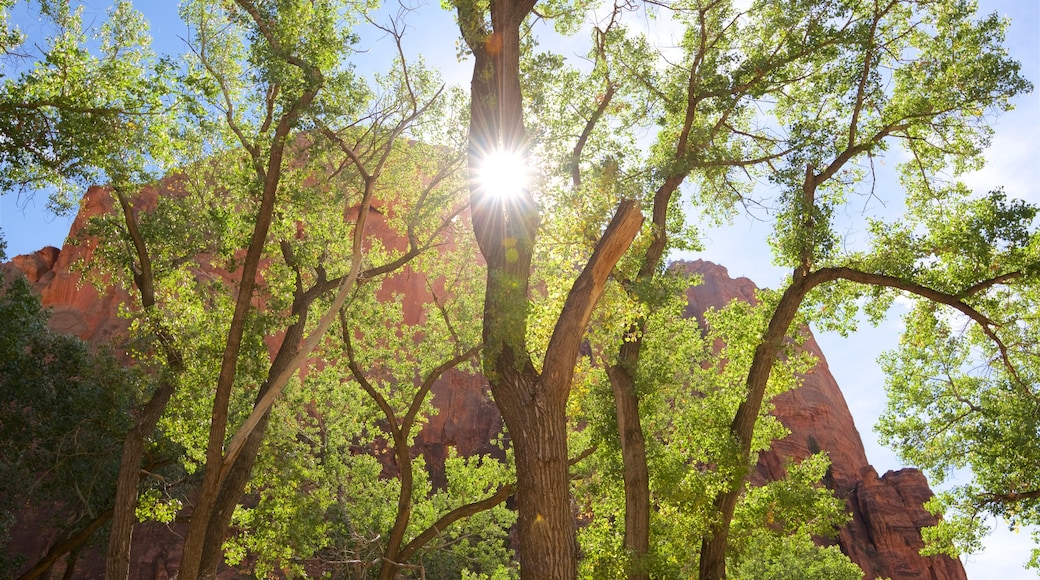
[874,191,1040,567]
[2,1,481,576]
[0,3,182,576]
[2,0,1036,578]
[218,192,517,578]
[333,269,515,579]
[451,0,646,575]
[0,277,137,578]
[689,1,1035,575]
[572,286,860,578]
[444,0,1034,578]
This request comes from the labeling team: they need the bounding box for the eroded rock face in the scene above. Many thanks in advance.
[677,259,965,580]
[3,186,132,343]
[3,191,963,579]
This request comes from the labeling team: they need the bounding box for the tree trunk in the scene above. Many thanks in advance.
[698,269,821,579]
[491,356,577,579]
[606,359,650,580]
[192,298,313,577]
[105,378,178,579]
[697,488,741,579]
[598,174,685,580]
[104,432,144,579]
[459,0,643,576]
[178,49,320,575]
[106,189,183,580]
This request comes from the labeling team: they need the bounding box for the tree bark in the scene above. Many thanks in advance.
[105,421,154,578]
[509,377,577,579]
[105,189,184,580]
[606,356,650,580]
[459,0,643,575]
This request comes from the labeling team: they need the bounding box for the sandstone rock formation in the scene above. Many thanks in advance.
[679,259,965,580]
[3,189,965,579]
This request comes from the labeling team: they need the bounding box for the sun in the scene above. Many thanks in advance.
[476,149,529,200]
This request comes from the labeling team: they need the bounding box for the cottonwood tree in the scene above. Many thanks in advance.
[145,2,478,577]
[0,3,183,576]
[874,191,1039,568]
[329,259,514,579]
[216,165,516,578]
[690,1,1034,576]
[449,0,1035,577]
[1,0,482,577]
[3,0,1036,578]
[452,0,645,575]
[572,285,862,579]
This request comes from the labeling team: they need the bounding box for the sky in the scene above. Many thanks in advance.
[1,0,1038,577]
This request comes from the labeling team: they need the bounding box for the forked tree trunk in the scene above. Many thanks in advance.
[460,0,643,576]
[192,297,312,576]
[177,22,322,571]
[195,410,274,575]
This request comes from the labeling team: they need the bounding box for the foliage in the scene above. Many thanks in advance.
[572,280,846,578]
[0,0,177,212]
[727,453,857,579]
[0,277,134,545]
[727,530,862,580]
[874,214,1040,565]
[0,0,1037,577]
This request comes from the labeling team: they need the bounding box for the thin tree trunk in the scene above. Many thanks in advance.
[698,270,817,580]
[178,31,322,573]
[18,509,113,580]
[105,378,177,579]
[60,550,79,580]
[106,189,184,580]
[105,429,146,578]
[375,432,412,580]
[606,360,650,580]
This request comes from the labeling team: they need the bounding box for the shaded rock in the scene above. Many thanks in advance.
[9,245,59,284]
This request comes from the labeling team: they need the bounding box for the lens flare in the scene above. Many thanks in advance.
[477,149,529,200]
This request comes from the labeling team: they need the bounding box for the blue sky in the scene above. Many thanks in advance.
[1,0,1038,576]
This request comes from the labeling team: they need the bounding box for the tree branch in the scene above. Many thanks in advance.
[543,199,643,401]
[396,483,514,562]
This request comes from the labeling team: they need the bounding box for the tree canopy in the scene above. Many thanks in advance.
[0,0,1036,578]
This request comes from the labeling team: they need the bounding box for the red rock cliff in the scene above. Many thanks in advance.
[678,259,965,580]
